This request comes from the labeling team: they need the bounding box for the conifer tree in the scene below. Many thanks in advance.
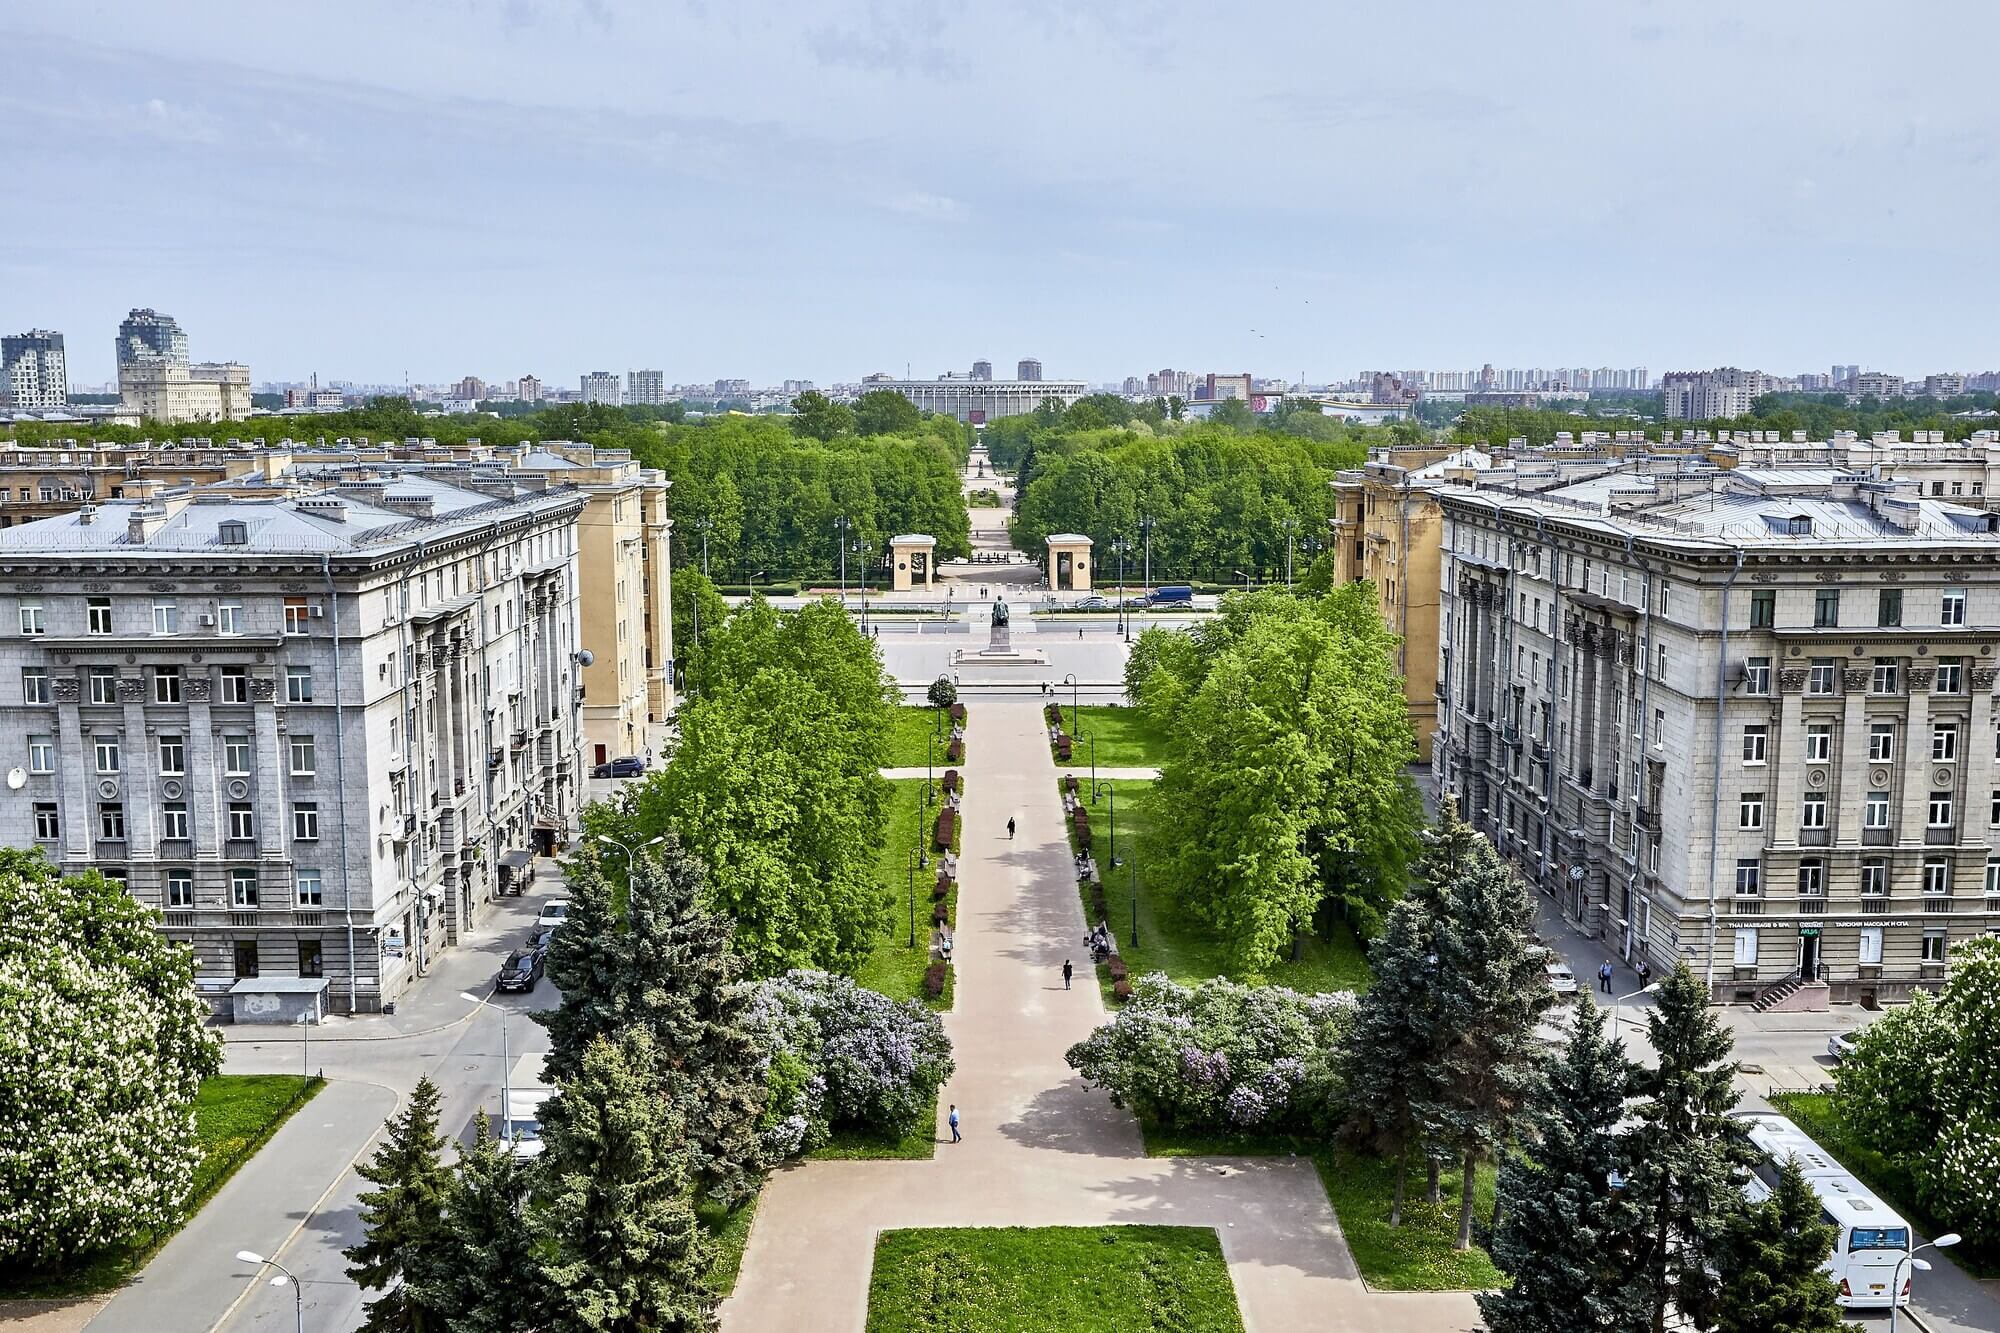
[535,1030,716,1333]
[1628,962,1755,1333]
[1404,798,1489,1201]
[1478,999,1650,1333]
[408,1116,539,1333]
[344,1076,453,1332]
[536,849,633,1085]
[1714,1157,1852,1333]
[1342,891,1445,1226]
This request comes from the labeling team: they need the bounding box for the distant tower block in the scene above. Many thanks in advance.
[1045,534,1092,592]
[890,534,937,591]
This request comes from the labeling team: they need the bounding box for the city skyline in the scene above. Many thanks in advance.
[6,2,2000,384]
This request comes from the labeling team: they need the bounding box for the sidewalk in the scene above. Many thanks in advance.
[723,702,1479,1332]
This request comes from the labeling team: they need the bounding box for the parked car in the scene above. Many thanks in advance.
[1122,596,1151,609]
[592,755,647,779]
[525,926,556,957]
[1148,597,1195,612]
[1149,584,1195,605]
[1073,595,1114,611]
[1827,1030,1860,1063]
[535,900,571,931]
[497,948,545,993]
[1544,961,1580,997]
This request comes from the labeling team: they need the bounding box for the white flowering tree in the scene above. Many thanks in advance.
[0,851,221,1268]
[1916,934,2000,1245]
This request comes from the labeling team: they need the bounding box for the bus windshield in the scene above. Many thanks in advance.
[1847,1226,1909,1254]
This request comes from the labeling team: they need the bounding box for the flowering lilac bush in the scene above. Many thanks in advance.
[750,970,954,1158]
[1064,973,1353,1134]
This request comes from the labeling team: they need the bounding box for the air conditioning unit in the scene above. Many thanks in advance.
[198,613,215,628]
[310,604,326,618]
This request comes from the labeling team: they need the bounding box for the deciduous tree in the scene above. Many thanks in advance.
[852,388,922,436]
[788,390,855,442]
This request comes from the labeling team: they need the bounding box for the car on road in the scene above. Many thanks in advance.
[1148,597,1195,612]
[1544,960,1580,998]
[535,900,571,931]
[592,755,647,778]
[1072,595,1114,611]
[526,926,556,956]
[497,948,545,993]
[1122,596,1151,609]
[1827,1030,1860,1063]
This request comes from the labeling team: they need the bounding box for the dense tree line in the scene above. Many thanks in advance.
[1449,391,2000,450]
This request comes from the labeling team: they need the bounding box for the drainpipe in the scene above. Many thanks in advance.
[1629,532,1652,955]
[1705,546,1746,990]
[323,554,357,1013]
[1537,515,1556,892]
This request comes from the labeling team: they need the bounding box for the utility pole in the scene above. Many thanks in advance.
[1140,514,1154,600]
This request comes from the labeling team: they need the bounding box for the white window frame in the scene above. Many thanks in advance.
[1734,928,1759,967]
[1805,724,1831,763]
[1864,792,1891,829]
[1929,792,1955,828]
[18,601,43,636]
[1859,927,1883,965]
[152,601,178,635]
[26,735,53,773]
[1742,725,1768,764]
[1942,587,1968,626]
[1740,792,1765,830]
[296,869,323,906]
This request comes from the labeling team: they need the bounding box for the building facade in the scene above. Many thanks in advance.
[1660,367,1768,420]
[867,376,1084,423]
[627,370,665,407]
[2,331,68,411]
[1434,469,2000,1004]
[580,372,621,405]
[115,308,250,424]
[1016,358,1043,382]
[0,484,587,1014]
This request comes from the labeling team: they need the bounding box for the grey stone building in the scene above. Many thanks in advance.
[1434,467,2000,1005]
[0,479,587,1013]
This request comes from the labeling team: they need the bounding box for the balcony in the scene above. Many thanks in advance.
[1924,896,1955,914]
[1731,897,1764,915]
[511,730,529,750]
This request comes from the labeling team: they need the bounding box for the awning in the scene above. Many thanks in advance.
[500,849,534,871]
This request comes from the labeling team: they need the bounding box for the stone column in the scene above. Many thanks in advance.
[1837,668,1869,848]
[53,675,88,864]
[1900,667,1934,835]
[123,695,157,860]
[1773,667,1807,842]
[1966,667,1999,842]
[186,682,220,861]
[251,679,284,861]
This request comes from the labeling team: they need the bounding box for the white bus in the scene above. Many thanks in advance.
[1735,1111,1913,1309]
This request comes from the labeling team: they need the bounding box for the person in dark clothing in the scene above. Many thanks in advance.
[1062,959,1073,990]
[1007,817,1015,839]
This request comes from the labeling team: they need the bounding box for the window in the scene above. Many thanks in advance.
[1989,857,2000,895]
[152,601,178,634]
[1798,860,1825,895]
[292,803,319,841]
[388,715,400,755]
[1859,927,1883,965]
[1807,658,1837,695]
[1814,589,1840,627]
[88,667,116,704]
[1745,657,1772,694]
[1934,723,1960,762]
[283,598,310,635]
[231,868,259,907]
[1869,723,1896,763]
[1879,588,1903,627]
[233,939,259,978]
[1750,589,1775,628]
[32,803,57,839]
[1740,792,1765,830]
[1742,725,1768,764]
[1734,928,1759,967]
[161,802,189,840]
[1734,860,1761,896]
[217,602,243,635]
[1924,858,1951,895]
[154,665,182,704]
[86,597,111,635]
[1801,792,1827,829]
[298,940,324,978]
[296,868,323,906]
[1923,929,1948,964]
[26,735,52,773]
[158,734,184,774]
[97,803,124,840]
[1937,660,1964,694]
[218,520,247,546]
[18,600,43,635]
[220,666,248,703]
[223,734,251,774]
[227,802,255,840]
[1872,659,1900,694]
[93,734,120,773]
[1942,587,1968,626]
[166,869,193,908]
[1929,791,1955,828]
[1806,723,1831,763]
[21,668,47,704]
[289,734,315,775]
[1652,707,1665,749]
[1861,859,1887,896]
[1864,793,1891,829]
[286,667,313,703]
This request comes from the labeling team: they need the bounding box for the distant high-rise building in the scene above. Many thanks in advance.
[115,308,189,368]
[581,371,621,405]
[455,375,487,402]
[627,369,665,406]
[1660,367,1767,420]
[1017,358,1042,382]
[114,308,249,423]
[1479,363,1497,391]
[1205,372,1252,402]
[1853,371,1905,398]
[971,360,993,381]
[1924,373,1966,398]
[519,374,542,402]
[1,330,68,411]
[1121,376,1143,395]
[1833,364,1860,386]
[1630,366,1649,391]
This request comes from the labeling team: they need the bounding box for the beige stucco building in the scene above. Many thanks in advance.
[118,361,254,424]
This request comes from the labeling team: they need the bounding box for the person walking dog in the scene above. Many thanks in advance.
[1062,959,1073,990]
[948,1104,962,1143]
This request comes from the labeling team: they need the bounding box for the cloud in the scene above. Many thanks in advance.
[882,191,969,223]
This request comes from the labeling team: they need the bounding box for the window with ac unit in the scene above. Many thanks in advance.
[283,598,310,635]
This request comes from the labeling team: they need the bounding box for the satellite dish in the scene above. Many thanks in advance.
[5,768,24,791]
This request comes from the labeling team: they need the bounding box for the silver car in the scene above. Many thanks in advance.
[1545,961,1580,997]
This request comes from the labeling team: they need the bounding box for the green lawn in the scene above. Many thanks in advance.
[857,779,958,1010]
[810,1118,940,1161]
[886,705,959,768]
[698,1191,761,1298]
[1056,705,1169,769]
[866,1226,1244,1332]
[1066,779,1371,1000]
[0,1074,324,1299]
[1772,1092,2000,1278]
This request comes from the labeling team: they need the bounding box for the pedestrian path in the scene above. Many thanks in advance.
[723,702,1480,1332]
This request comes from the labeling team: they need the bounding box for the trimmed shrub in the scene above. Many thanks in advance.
[942,769,961,794]
[949,702,967,723]
[933,904,948,926]
[1055,736,1072,761]
[1046,703,1063,725]
[1113,979,1133,1002]
[945,738,963,763]
[1063,775,1079,794]
[934,807,957,850]
[923,963,949,999]
[1106,957,1129,981]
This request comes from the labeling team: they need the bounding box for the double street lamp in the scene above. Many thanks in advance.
[235,1251,303,1333]
[1890,1233,1960,1333]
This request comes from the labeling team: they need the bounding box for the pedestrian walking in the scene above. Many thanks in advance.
[1007,816,1016,839]
[1597,960,1613,994]
[1062,959,1073,990]
[948,1104,962,1143]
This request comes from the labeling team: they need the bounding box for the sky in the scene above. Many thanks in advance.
[5,0,1999,388]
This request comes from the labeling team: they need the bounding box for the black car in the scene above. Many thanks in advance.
[592,755,647,779]
[497,948,545,992]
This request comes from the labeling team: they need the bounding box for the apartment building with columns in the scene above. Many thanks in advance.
[0,481,587,1014]
[1433,466,2000,1005]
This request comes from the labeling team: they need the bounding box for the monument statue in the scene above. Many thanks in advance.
[989,598,1011,653]
[992,598,1010,626]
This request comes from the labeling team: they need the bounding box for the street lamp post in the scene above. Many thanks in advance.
[1062,672,1080,739]
[235,1251,303,1333]
[1611,980,1662,1046]
[907,847,917,948]
[1088,734,1097,797]
[835,516,850,609]
[695,515,713,577]
[1114,536,1130,643]
[1140,514,1154,602]
[1128,837,1139,948]
[1890,1234,1960,1333]
[1283,518,1298,588]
